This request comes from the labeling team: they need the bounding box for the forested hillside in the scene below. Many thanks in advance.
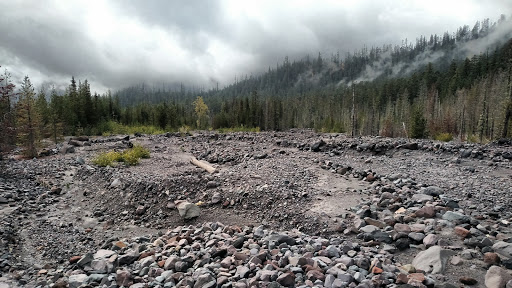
[1,16,512,157]
[115,16,512,140]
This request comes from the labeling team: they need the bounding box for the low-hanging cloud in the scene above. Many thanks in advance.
[0,0,510,94]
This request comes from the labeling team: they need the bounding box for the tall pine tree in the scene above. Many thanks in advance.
[0,68,16,155]
[16,76,41,158]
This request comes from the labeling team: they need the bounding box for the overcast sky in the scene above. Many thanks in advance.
[0,0,510,94]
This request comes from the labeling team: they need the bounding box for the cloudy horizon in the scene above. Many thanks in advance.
[1,0,510,94]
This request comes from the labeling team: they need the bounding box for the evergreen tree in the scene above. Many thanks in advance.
[0,68,16,155]
[36,86,49,137]
[410,106,427,139]
[16,76,40,157]
[48,87,64,143]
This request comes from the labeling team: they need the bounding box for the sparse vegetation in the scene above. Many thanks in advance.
[216,126,261,133]
[99,121,165,136]
[435,133,454,142]
[179,125,192,136]
[92,144,150,167]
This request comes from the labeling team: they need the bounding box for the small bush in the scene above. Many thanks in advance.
[130,144,150,159]
[410,108,427,139]
[121,151,139,165]
[179,125,192,137]
[467,134,490,144]
[435,133,453,142]
[92,144,150,167]
[92,151,123,167]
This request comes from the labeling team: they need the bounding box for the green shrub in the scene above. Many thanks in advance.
[179,125,192,136]
[121,151,139,165]
[92,151,123,167]
[410,108,427,139]
[92,144,150,167]
[130,144,150,159]
[435,133,453,142]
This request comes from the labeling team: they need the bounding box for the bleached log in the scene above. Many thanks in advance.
[190,157,216,173]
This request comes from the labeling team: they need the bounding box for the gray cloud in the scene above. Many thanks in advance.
[0,0,510,93]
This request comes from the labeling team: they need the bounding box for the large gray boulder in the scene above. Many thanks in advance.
[69,274,88,288]
[422,186,444,196]
[485,266,512,288]
[411,246,456,274]
[442,211,469,223]
[493,241,512,259]
[175,200,200,220]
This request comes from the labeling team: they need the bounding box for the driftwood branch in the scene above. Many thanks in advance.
[190,157,216,173]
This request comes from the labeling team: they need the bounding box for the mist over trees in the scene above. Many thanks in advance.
[1,16,512,156]
[110,17,512,141]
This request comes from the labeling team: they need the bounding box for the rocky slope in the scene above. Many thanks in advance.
[0,130,511,287]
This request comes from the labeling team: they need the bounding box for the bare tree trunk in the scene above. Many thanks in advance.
[351,84,356,137]
[502,63,512,138]
[460,101,466,141]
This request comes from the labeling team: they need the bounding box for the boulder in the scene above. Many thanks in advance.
[118,249,140,265]
[411,246,456,274]
[423,234,438,247]
[211,192,222,204]
[415,206,436,218]
[175,200,200,220]
[109,178,122,189]
[402,142,419,150]
[442,211,469,223]
[277,272,295,287]
[194,273,216,288]
[485,266,512,288]
[69,274,88,288]
[484,252,501,266]
[493,241,512,259]
[68,139,83,147]
[359,225,379,233]
[422,186,444,196]
[62,145,75,154]
[311,140,326,152]
[116,270,133,287]
[394,223,411,233]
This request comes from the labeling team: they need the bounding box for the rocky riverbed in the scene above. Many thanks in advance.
[0,130,511,287]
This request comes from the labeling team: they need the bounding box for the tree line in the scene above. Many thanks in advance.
[0,73,125,157]
[112,37,512,141]
[1,16,511,157]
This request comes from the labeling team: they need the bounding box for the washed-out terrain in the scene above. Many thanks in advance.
[1,130,512,287]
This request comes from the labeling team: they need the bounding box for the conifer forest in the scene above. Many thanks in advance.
[1,16,512,157]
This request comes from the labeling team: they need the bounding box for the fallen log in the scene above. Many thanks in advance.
[190,157,216,173]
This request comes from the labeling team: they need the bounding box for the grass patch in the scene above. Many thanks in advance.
[179,125,193,137]
[216,126,261,133]
[92,151,123,167]
[434,133,453,142]
[466,134,491,144]
[129,144,151,159]
[99,121,166,136]
[92,144,150,167]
